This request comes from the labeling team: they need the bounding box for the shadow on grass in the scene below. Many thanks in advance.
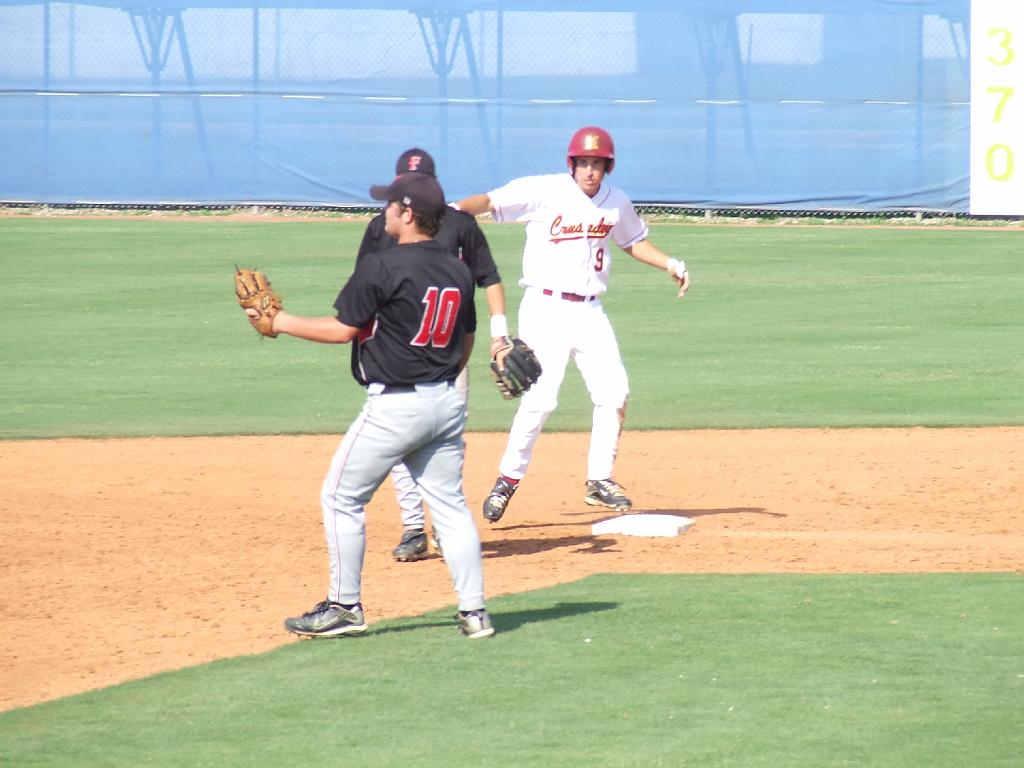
[490,600,620,633]
[362,601,620,637]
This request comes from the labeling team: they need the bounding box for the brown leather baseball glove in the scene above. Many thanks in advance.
[234,267,282,338]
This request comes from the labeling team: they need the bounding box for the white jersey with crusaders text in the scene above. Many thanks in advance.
[487,173,648,297]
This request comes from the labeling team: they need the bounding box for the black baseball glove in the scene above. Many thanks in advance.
[491,337,542,399]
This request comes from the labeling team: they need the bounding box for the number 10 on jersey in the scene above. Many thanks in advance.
[970,0,1023,215]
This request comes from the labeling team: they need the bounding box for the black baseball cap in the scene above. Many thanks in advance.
[369,172,446,217]
[395,148,436,177]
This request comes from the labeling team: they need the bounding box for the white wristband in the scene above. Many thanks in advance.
[490,314,508,339]
[448,201,461,211]
[666,258,687,279]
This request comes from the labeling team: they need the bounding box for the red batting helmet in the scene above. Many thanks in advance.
[566,126,615,173]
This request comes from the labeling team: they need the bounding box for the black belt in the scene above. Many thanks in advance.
[380,380,454,394]
[542,288,596,303]
[381,384,416,394]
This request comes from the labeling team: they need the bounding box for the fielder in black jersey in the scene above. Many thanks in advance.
[268,172,495,640]
[357,200,500,284]
[355,148,509,564]
[354,206,500,383]
[340,237,475,386]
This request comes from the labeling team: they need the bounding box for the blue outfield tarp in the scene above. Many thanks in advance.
[0,0,970,211]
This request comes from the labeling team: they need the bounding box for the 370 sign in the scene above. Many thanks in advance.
[971,1,1023,215]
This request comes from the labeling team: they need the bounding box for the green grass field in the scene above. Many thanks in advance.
[1,217,1021,438]
[1,574,1022,767]
[1,217,1021,765]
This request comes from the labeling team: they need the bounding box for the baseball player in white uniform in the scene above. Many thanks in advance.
[456,126,690,522]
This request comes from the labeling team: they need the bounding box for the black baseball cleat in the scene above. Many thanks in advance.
[584,478,632,512]
[284,600,368,637]
[483,476,518,522]
[392,529,428,562]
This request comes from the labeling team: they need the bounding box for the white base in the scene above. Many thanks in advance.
[591,513,695,538]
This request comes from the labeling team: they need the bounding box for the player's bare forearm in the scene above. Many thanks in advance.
[271,311,360,344]
[455,194,493,217]
[484,282,510,356]
[484,283,507,323]
[624,239,690,298]
[624,239,672,270]
[460,333,475,372]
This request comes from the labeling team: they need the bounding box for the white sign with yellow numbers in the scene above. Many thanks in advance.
[971,1,1023,215]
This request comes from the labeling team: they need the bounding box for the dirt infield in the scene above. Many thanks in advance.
[2,427,1022,712]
